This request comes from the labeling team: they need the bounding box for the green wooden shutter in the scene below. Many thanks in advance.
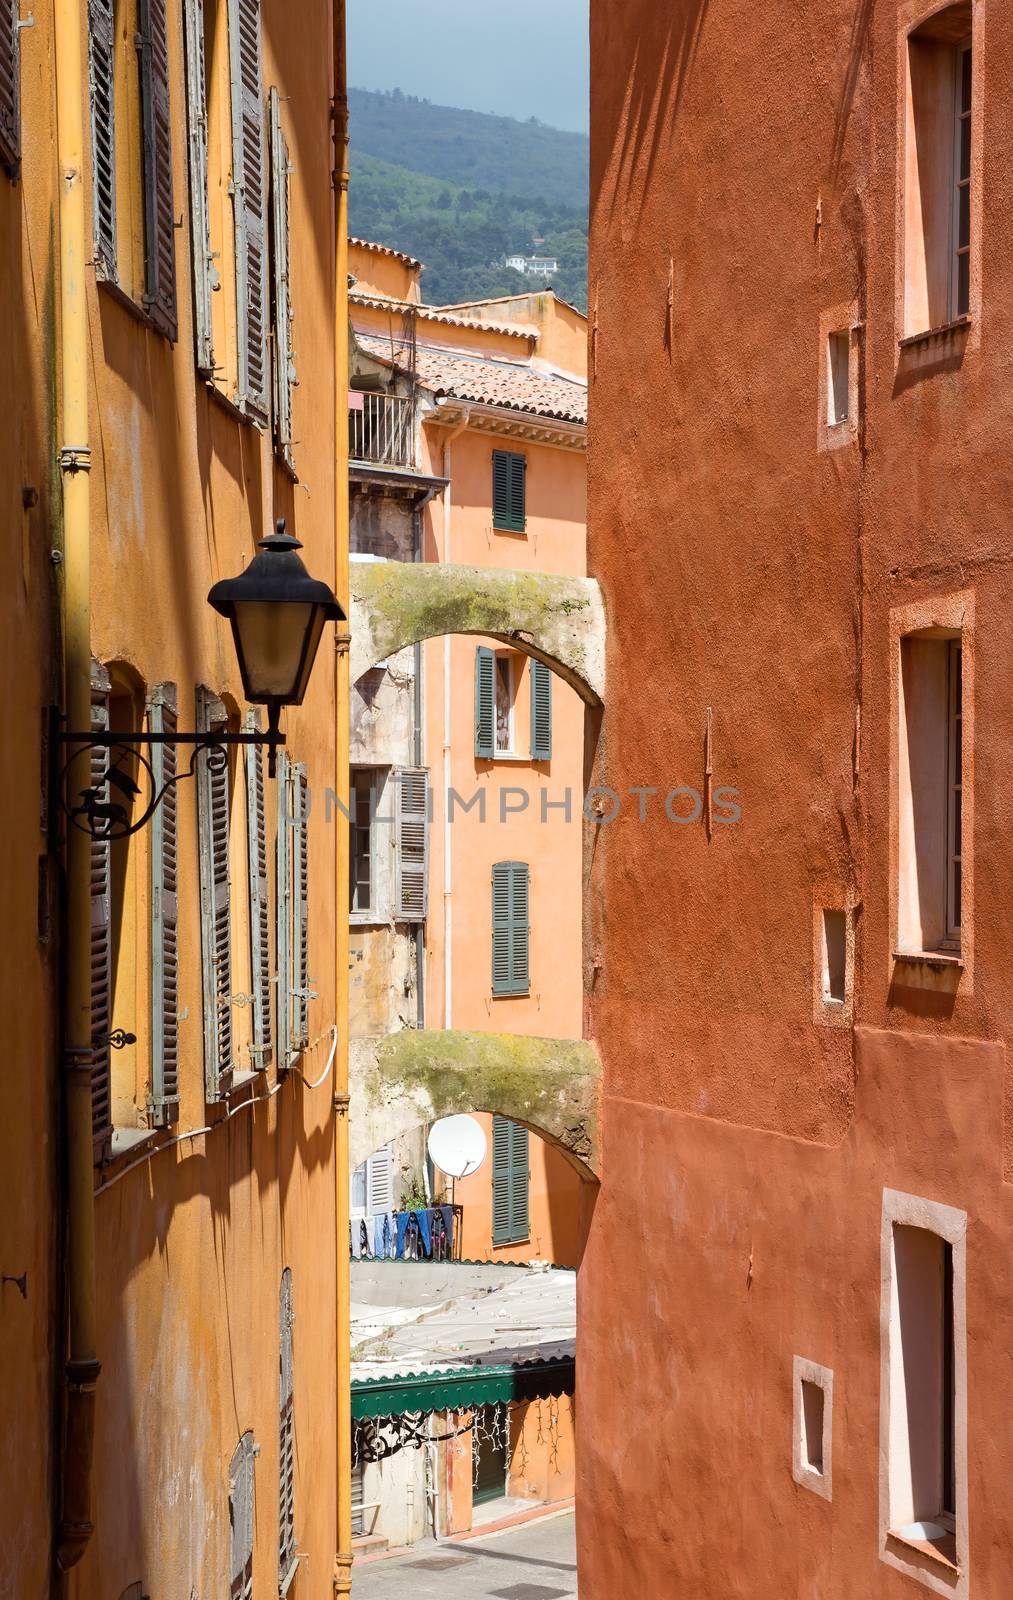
[278,1268,296,1592]
[276,750,291,1069]
[229,1432,256,1600]
[492,449,526,533]
[292,764,311,1050]
[492,1116,529,1246]
[269,86,296,471]
[475,646,495,759]
[90,663,113,1159]
[148,683,180,1125]
[492,861,530,997]
[394,766,429,922]
[182,0,217,373]
[197,688,233,1099]
[227,0,269,420]
[87,0,117,279]
[0,0,20,179]
[529,661,552,761]
[244,712,271,1068]
[137,0,178,339]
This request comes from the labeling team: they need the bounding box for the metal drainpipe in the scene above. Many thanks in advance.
[332,3,353,1595]
[440,413,470,1031]
[54,0,100,1575]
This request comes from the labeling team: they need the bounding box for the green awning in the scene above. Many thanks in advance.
[351,1354,575,1421]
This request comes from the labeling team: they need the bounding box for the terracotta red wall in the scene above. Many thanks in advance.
[582,0,1013,1593]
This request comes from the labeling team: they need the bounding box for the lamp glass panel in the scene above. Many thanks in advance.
[232,601,315,700]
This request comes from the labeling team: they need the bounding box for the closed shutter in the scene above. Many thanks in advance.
[475,646,495,759]
[88,0,117,279]
[137,0,177,339]
[276,750,291,1070]
[529,660,553,761]
[229,1432,256,1600]
[278,1269,296,1592]
[227,0,269,421]
[148,683,180,1125]
[394,766,429,923]
[291,763,311,1050]
[0,0,20,179]
[269,86,296,470]
[351,1460,365,1537]
[491,861,529,998]
[366,1147,393,1214]
[197,688,233,1099]
[90,663,113,1159]
[182,0,216,373]
[492,449,526,533]
[492,1116,529,1246]
[244,714,272,1068]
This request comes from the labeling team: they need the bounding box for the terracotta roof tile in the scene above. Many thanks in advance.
[356,333,587,426]
[349,237,423,271]
[350,291,536,341]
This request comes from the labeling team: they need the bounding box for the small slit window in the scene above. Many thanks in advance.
[827,331,850,425]
[792,1358,832,1501]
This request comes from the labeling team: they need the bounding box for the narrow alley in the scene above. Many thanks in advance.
[353,1510,578,1599]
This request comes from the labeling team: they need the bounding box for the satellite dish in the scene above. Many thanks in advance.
[428,1115,487,1179]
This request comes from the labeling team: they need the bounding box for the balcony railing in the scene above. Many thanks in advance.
[349,392,415,469]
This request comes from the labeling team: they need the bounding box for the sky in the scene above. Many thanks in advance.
[347,0,590,135]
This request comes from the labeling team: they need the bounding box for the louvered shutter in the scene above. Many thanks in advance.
[227,0,269,420]
[394,766,429,922]
[492,449,526,533]
[367,1148,393,1214]
[244,714,271,1068]
[530,661,553,761]
[291,764,311,1049]
[475,646,495,759]
[492,1117,529,1246]
[197,688,233,1098]
[229,1432,256,1600]
[87,0,117,279]
[0,0,20,179]
[278,1269,296,1591]
[276,750,291,1070]
[492,861,529,997]
[269,86,296,470]
[182,0,216,373]
[137,0,177,339]
[148,683,180,1125]
[90,663,113,1159]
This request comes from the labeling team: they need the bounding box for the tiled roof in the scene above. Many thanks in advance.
[356,333,587,426]
[350,291,536,341]
[349,237,423,271]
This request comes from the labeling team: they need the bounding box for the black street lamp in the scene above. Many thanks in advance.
[58,519,345,838]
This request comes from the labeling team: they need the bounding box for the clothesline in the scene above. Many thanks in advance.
[350,1203,464,1263]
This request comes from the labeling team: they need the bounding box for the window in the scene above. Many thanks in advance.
[530,660,553,760]
[196,686,234,1099]
[244,714,272,1069]
[278,1270,297,1595]
[350,768,377,916]
[882,1191,967,1587]
[87,0,178,336]
[277,755,311,1070]
[350,1147,394,1218]
[228,1431,256,1600]
[897,632,964,956]
[826,331,850,425]
[495,656,515,752]
[492,449,526,533]
[148,682,180,1125]
[0,0,21,180]
[476,648,530,761]
[903,6,973,336]
[821,909,847,1005]
[792,1358,833,1501]
[492,1117,529,1245]
[491,862,530,998]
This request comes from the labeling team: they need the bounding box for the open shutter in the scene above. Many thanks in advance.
[276,750,291,1070]
[197,688,233,1099]
[366,1147,394,1214]
[227,0,269,421]
[269,86,296,471]
[511,863,530,994]
[148,683,180,1125]
[229,1432,256,1600]
[0,0,20,179]
[137,0,177,339]
[182,0,216,372]
[530,661,552,761]
[278,1269,296,1592]
[87,0,117,278]
[394,767,429,923]
[492,1117,529,1246]
[509,1121,530,1241]
[291,763,311,1050]
[244,713,271,1068]
[475,646,495,759]
[90,663,113,1159]
[492,862,529,997]
[492,450,526,533]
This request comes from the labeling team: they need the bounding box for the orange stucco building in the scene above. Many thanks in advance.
[583,1,1013,1596]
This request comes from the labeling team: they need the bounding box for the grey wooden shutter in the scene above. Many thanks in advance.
[269,86,296,471]
[276,749,291,1070]
[492,1116,529,1245]
[137,0,178,339]
[148,683,180,1125]
[492,861,529,997]
[291,764,311,1049]
[229,1432,256,1600]
[197,688,233,1098]
[182,0,216,373]
[90,663,113,1159]
[492,449,526,532]
[244,713,271,1067]
[475,646,495,759]
[530,661,552,761]
[278,1269,296,1592]
[366,1147,393,1214]
[87,0,117,279]
[227,0,269,421]
[394,767,429,923]
[0,0,20,179]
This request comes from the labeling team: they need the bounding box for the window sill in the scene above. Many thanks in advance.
[887,1528,959,1574]
[483,752,542,765]
[899,315,971,350]
[204,378,265,431]
[893,949,964,971]
[97,274,171,342]
[492,525,527,537]
[491,991,530,1000]
[106,1126,164,1164]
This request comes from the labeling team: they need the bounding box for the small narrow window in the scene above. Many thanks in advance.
[350,769,376,915]
[945,641,962,946]
[952,39,972,319]
[826,331,850,425]
[903,6,974,336]
[495,655,516,753]
[793,1357,833,1500]
[801,1382,825,1473]
[822,909,847,1004]
[897,632,964,956]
